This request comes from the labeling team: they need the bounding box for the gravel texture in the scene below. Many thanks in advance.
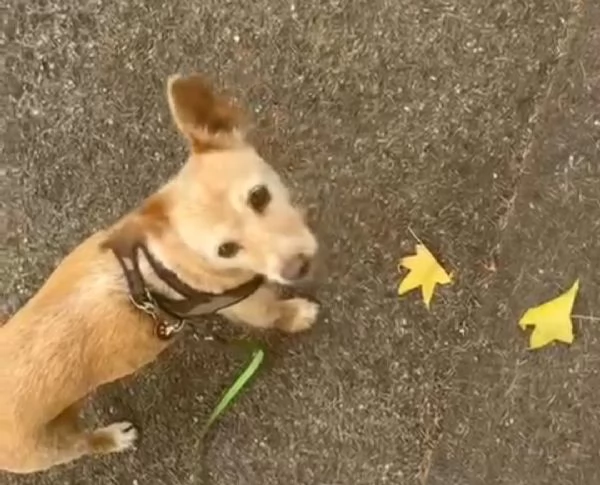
[2,0,599,484]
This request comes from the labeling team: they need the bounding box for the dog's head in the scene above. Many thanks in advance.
[160,74,317,285]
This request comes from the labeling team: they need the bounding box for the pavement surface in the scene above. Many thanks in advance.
[2,0,599,484]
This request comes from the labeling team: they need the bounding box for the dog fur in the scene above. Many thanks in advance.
[0,74,319,474]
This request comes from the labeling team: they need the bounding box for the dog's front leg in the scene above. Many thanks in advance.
[218,286,319,333]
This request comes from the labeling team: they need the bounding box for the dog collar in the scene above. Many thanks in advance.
[110,243,263,340]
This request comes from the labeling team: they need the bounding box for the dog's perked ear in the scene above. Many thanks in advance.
[167,74,246,153]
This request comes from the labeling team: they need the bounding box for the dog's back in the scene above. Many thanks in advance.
[0,232,167,472]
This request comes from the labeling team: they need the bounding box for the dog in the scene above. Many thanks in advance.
[0,73,319,474]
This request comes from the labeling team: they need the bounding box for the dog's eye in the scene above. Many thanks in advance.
[217,241,241,258]
[248,185,271,213]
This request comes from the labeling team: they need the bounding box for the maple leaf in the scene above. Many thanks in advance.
[398,244,452,309]
[518,279,580,350]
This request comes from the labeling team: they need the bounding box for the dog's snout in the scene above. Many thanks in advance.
[280,254,311,281]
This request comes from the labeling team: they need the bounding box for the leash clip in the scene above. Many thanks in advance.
[129,289,158,319]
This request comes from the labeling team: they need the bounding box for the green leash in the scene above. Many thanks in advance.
[201,347,265,436]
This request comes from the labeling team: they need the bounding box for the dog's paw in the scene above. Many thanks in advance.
[93,421,138,453]
[278,298,319,333]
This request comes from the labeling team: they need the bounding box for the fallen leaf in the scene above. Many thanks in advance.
[519,279,580,349]
[398,244,452,309]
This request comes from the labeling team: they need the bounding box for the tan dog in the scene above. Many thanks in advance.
[0,74,319,474]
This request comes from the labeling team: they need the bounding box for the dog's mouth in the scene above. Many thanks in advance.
[278,254,312,283]
[262,254,314,286]
[284,256,311,280]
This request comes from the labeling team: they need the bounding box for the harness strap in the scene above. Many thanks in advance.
[110,242,263,340]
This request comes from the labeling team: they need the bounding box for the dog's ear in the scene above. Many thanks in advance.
[167,74,246,152]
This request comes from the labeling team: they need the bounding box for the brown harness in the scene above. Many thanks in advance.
[109,242,263,340]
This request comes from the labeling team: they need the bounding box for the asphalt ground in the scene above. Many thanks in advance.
[2,1,599,484]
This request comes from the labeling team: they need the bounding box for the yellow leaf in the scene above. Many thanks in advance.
[518,279,580,350]
[398,244,452,309]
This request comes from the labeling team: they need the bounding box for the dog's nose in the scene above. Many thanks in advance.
[280,254,311,281]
